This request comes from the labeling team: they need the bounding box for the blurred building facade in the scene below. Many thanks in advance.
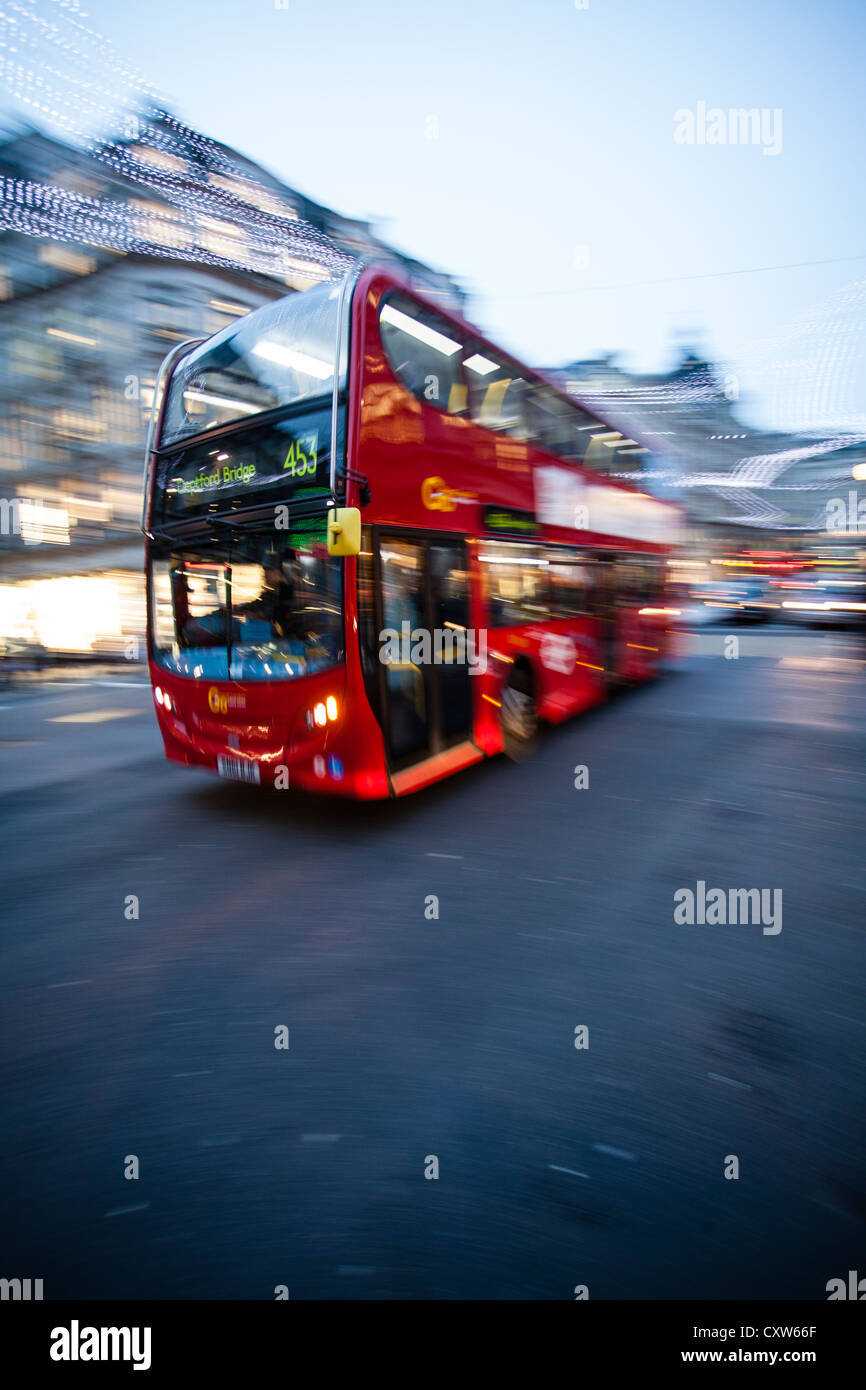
[557,350,866,542]
[0,110,463,656]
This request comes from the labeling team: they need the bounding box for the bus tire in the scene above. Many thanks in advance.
[501,664,538,761]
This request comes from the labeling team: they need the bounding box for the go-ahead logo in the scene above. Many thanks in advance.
[421,476,476,512]
[208,687,245,714]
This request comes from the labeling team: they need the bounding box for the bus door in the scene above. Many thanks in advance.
[377,533,473,772]
[428,539,473,747]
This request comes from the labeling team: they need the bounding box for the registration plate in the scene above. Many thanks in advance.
[216,755,260,784]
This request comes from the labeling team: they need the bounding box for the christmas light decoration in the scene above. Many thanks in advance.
[0,2,354,281]
[2,3,863,534]
[564,353,866,527]
[0,0,159,145]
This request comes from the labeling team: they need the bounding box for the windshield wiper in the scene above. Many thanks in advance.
[149,514,252,546]
[199,510,289,536]
[203,515,245,535]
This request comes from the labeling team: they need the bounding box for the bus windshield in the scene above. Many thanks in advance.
[161,275,347,446]
[149,523,344,681]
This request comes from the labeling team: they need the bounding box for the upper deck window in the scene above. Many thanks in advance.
[376,285,633,471]
[530,387,583,461]
[379,293,468,415]
[161,277,346,446]
[465,349,531,440]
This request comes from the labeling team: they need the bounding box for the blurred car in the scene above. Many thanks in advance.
[0,637,48,683]
[687,581,743,622]
[727,578,776,621]
[696,577,775,622]
[776,574,866,628]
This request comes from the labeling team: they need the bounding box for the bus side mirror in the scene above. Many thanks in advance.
[327,507,361,557]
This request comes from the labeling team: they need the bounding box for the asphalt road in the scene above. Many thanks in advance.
[1,627,864,1299]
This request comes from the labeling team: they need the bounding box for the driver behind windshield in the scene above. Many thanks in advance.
[234,552,310,642]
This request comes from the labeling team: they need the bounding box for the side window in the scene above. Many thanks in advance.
[617,554,658,606]
[616,554,635,606]
[465,348,530,440]
[635,555,662,605]
[526,383,605,463]
[529,387,573,459]
[651,555,665,601]
[565,403,608,464]
[379,294,468,414]
[548,549,593,616]
[480,543,550,626]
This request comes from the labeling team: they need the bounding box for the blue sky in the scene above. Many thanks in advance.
[8,0,866,430]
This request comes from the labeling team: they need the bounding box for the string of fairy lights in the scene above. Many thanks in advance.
[0,113,355,280]
[0,0,354,278]
[1,0,863,530]
[0,0,158,144]
[569,355,866,525]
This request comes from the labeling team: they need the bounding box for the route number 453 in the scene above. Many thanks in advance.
[283,433,318,477]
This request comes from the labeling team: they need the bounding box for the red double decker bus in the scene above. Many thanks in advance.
[143,261,678,798]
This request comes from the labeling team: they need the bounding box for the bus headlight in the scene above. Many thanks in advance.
[154,686,164,706]
[313,702,328,728]
[325,696,339,722]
